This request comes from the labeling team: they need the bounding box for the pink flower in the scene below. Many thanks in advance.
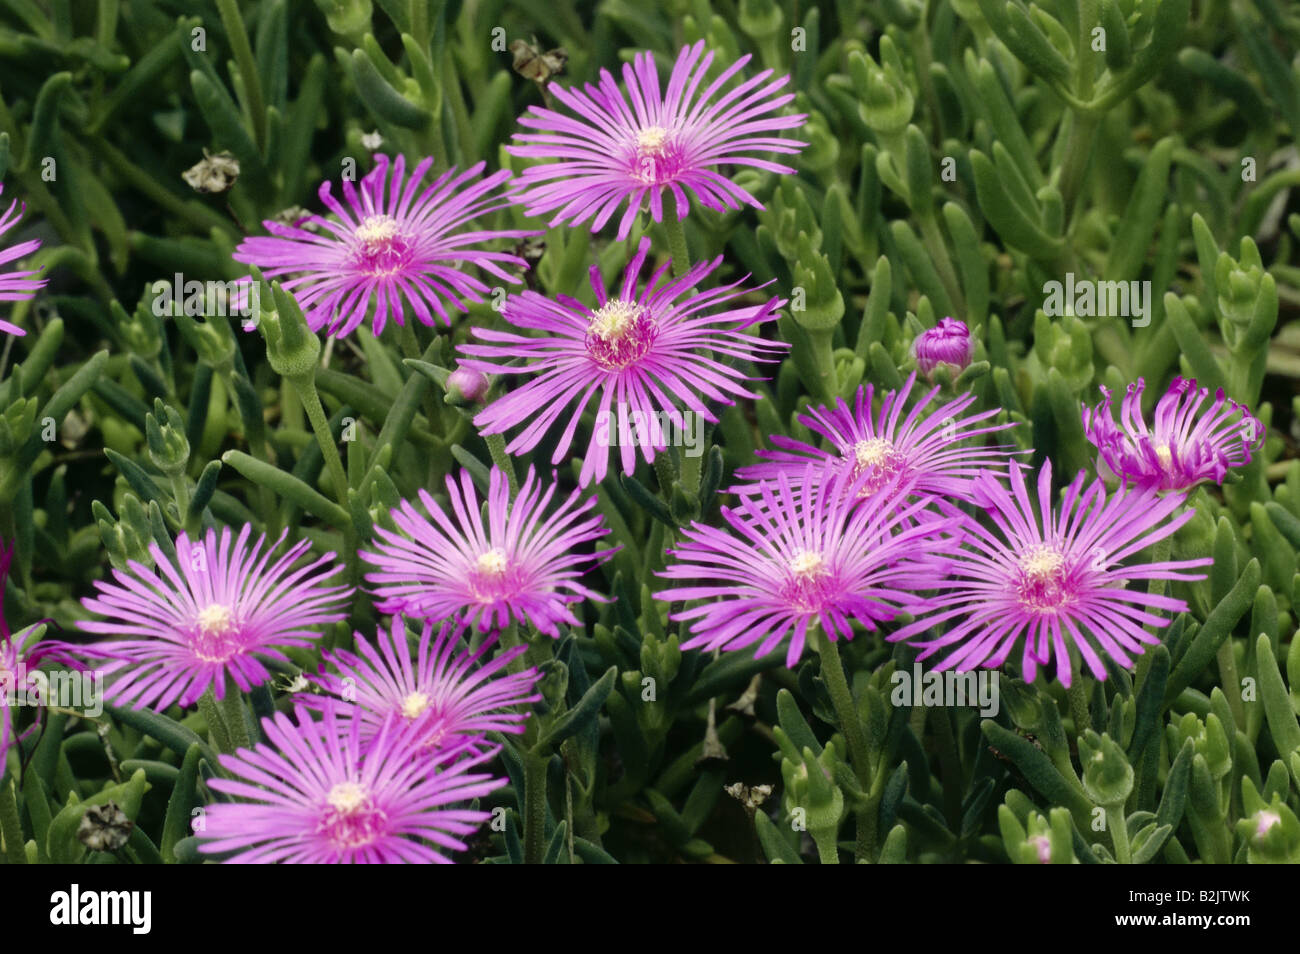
[233,154,539,337]
[1082,377,1263,491]
[305,616,541,755]
[889,460,1212,686]
[912,317,974,376]
[0,183,46,335]
[78,526,351,709]
[734,372,1018,505]
[460,237,787,486]
[655,465,962,667]
[507,41,807,239]
[199,705,503,863]
[362,466,615,636]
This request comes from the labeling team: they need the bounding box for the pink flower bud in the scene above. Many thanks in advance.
[446,367,490,405]
[912,317,973,377]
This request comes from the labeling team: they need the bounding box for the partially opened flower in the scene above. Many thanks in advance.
[233,154,538,337]
[199,705,503,863]
[1082,376,1263,491]
[305,616,541,754]
[363,466,615,636]
[734,372,1017,504]
[889,460,1211,686]
[912,317,974,377]
[460,236,787,486]
[79,526,350,709]
[507,41,807,239]
[655,465,962,667]
[0,183,46,335]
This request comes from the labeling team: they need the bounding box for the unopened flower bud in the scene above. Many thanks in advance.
[446,367,490,405]
[912,317,973,377]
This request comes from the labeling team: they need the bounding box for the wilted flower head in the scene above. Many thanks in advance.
[233,154,539,337]
[460,237,787,486]
[912,317,974,376]
[79,526,350,709]
[0,183,46,335]
[889,460,1211,686]
[199,705,503,863]
[305,616,541,754]
[655,465,961,667]
[1082,376,1263,491]
[734,371,1017,504]
[507,41,807,239]
[363,466,615,636]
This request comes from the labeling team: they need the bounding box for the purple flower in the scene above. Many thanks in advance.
[912,317,974,376]
[304,616,541,755]
[79,526,351,710]
[233,154,539,337]
[507,41,807,240]
[0,184,46,335]
[655,465,962,667]
[1082,376,1263,491]
[734,371,1018,504]
[362,466,615,636]
[460,237,787,486]
[199,705,503,863]
[889,460,1211,686]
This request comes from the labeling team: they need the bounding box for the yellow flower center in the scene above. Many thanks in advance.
[401,691,431,720]
[1155,443,1172,467]
[636,126,669,155]
[854,438,894,470]
[476,548,509,577]
[1020,545,1064,580]
[355,214,400,250]
[789,550,824,578]
[196,603,234,635]
[327,781,368,813]
[588,299,641,343]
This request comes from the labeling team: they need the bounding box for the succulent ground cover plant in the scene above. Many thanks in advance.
[0,0,1298,872]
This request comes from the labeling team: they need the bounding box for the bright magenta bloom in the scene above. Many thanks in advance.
[460,237,787,486]
[305,616,541,754]
[1082,376,1263,491]
[889,461,1211,686]
[0,184,46,335]
[655,466,962,667]
[79,526,350,709]
[362,466,614,636]
[508,41,806,239]
[734,372,1016,504]
[199,705,503,864]
[233,154,538,337]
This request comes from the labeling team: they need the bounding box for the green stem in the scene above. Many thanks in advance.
[1068,676,1091,736]
[0,776,27,864]
[215,0,267,151]
[197,687,233,754]
[811,826,840,864]
[1107,805,1131,863]
[485,432,519,497]
[218,674,251,752]
[523,748,549,864]
[664,196,691,279]
[291,374,348,506]
[814,633,875,861]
